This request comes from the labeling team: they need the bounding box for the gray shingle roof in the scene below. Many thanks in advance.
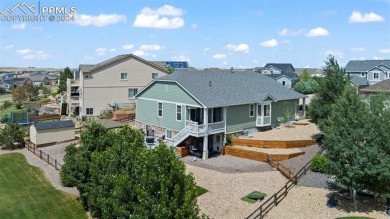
[3,78,30,86]
[33,120,75,131]
[360,79,390,93]
[350,75,369,86]
[265,72,298,80]
[154,71,305,108]
[345,60,390,72]
[79,54,168,73]
[263,63,295,74]
[28,75,48,82]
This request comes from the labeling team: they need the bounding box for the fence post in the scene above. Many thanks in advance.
[55,160,57,170]
[33,146,35,155]
[39,150,42,159]
[47,154,49,164]
[274,194,277,206]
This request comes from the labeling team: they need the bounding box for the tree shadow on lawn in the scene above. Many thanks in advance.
[326,191,386,214]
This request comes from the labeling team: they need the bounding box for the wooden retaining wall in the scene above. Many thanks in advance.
[224,146,305,162]
[232,138,316,149]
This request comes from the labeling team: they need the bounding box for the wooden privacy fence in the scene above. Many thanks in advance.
[26,142,63,171]
[246,147,323,219]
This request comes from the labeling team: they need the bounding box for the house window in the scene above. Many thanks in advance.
[152,73,158,80]
[157,102,163,117]
[128,88,138,98]
[166,130,173,140]
[373,72,379,79]
[86,108,93,115]
[176,105,182,121]
[263,105,270,116]
[84,74,89,79]
[121,73,128,80]
[249,104,255,117]
[282,81,286,86]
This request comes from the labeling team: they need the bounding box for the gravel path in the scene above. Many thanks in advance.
[39,140,78,163]
[266,186,388,219]
[182,155,273,173]
[186,164,287,219]
[0,149,79,196]
[280,144,321,174]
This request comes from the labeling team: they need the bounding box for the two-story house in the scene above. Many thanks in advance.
[259,63,299,88]
[345,60,390,85]
[135,70,306,159]
[66,54,168,117]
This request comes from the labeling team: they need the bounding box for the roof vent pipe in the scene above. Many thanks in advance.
[209,81,212,86]
[231,67,233,73]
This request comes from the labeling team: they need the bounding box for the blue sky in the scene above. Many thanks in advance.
[0,0,389,69]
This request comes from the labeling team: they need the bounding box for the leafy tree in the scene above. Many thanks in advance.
[24,83,39,101]
[299,68,311,81]
[39,84,52,97]
[61,123,201,218]
[309,55,348,124]
[0,123,25,150]
[57,67,73,94]
[167,66,175,74]
[0,100,12,110]
[322,86,390,207]
[293,79,319,94]
[12,86,27,107]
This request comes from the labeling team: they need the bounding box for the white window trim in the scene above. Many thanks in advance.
[166,129,173,140]
[121,73,128,80]
[128,88,138,99]
[249,104,255,117]
[86,108,93,115]
[373,72,379,79]
[157,102,163,118]
[176,104,182,122]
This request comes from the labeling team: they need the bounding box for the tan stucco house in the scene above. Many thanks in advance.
[67,54,168,117]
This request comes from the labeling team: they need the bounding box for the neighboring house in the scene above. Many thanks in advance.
[67,54,168,117]
[3,77,32,89]
[295,68,324,77]
[135,70,306,159]
[28,75,50,86]
[350,75,369,91]
[259,63,299,88]
[345,60,390,85]
[360,79,390,99]
[29,120,75,146]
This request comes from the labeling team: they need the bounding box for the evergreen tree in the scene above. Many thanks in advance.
[57,67,73,94]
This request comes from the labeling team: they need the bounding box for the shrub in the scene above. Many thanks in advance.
[15,102,22,109]
[225,134,232,146]
[40,98,50,104]
[310,154,329,173]
[1,100,13,110]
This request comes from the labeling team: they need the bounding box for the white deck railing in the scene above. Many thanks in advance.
[174,120,225,146]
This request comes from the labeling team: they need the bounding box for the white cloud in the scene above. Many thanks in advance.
[73,14,126,27]
[350,47,365,52]
[349,11,384,23]
[203,48,210,52]
[379,49,390,53]
[259,39,278,47]
[226,43,249,53]
[278,28,304,36]
[133,50,147,57]
[373,56,384,60]
[133,5,184,29]
[16,49,50,60]
[306,27,330,37]
[109,48,116,52]
[191,23,198,29]
[11,23,26,30]
[95,48,107,56]
[122,44,134,50]
[16,49,32,55]
[139,44,164,51]
[213,54,227,59]
[4,45,14,49]
[172,55,191,62]
[325,50,344,59]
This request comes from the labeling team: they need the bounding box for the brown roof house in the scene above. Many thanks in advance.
[360,79,390,99]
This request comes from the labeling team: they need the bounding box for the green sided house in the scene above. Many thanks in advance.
[135,70,306,159]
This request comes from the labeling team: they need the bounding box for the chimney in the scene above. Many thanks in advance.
[209,80,212,86]
[231,67,234,73]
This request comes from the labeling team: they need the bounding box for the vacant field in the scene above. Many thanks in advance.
[0,153,86,219]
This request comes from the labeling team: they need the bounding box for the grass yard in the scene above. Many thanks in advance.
[0,153,86,219]
[0,108,25,118]
[0,94,12,99]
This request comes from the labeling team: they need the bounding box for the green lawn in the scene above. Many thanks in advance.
[0,108,25,118]
[0,94,12,99]
[0,153,87,219]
